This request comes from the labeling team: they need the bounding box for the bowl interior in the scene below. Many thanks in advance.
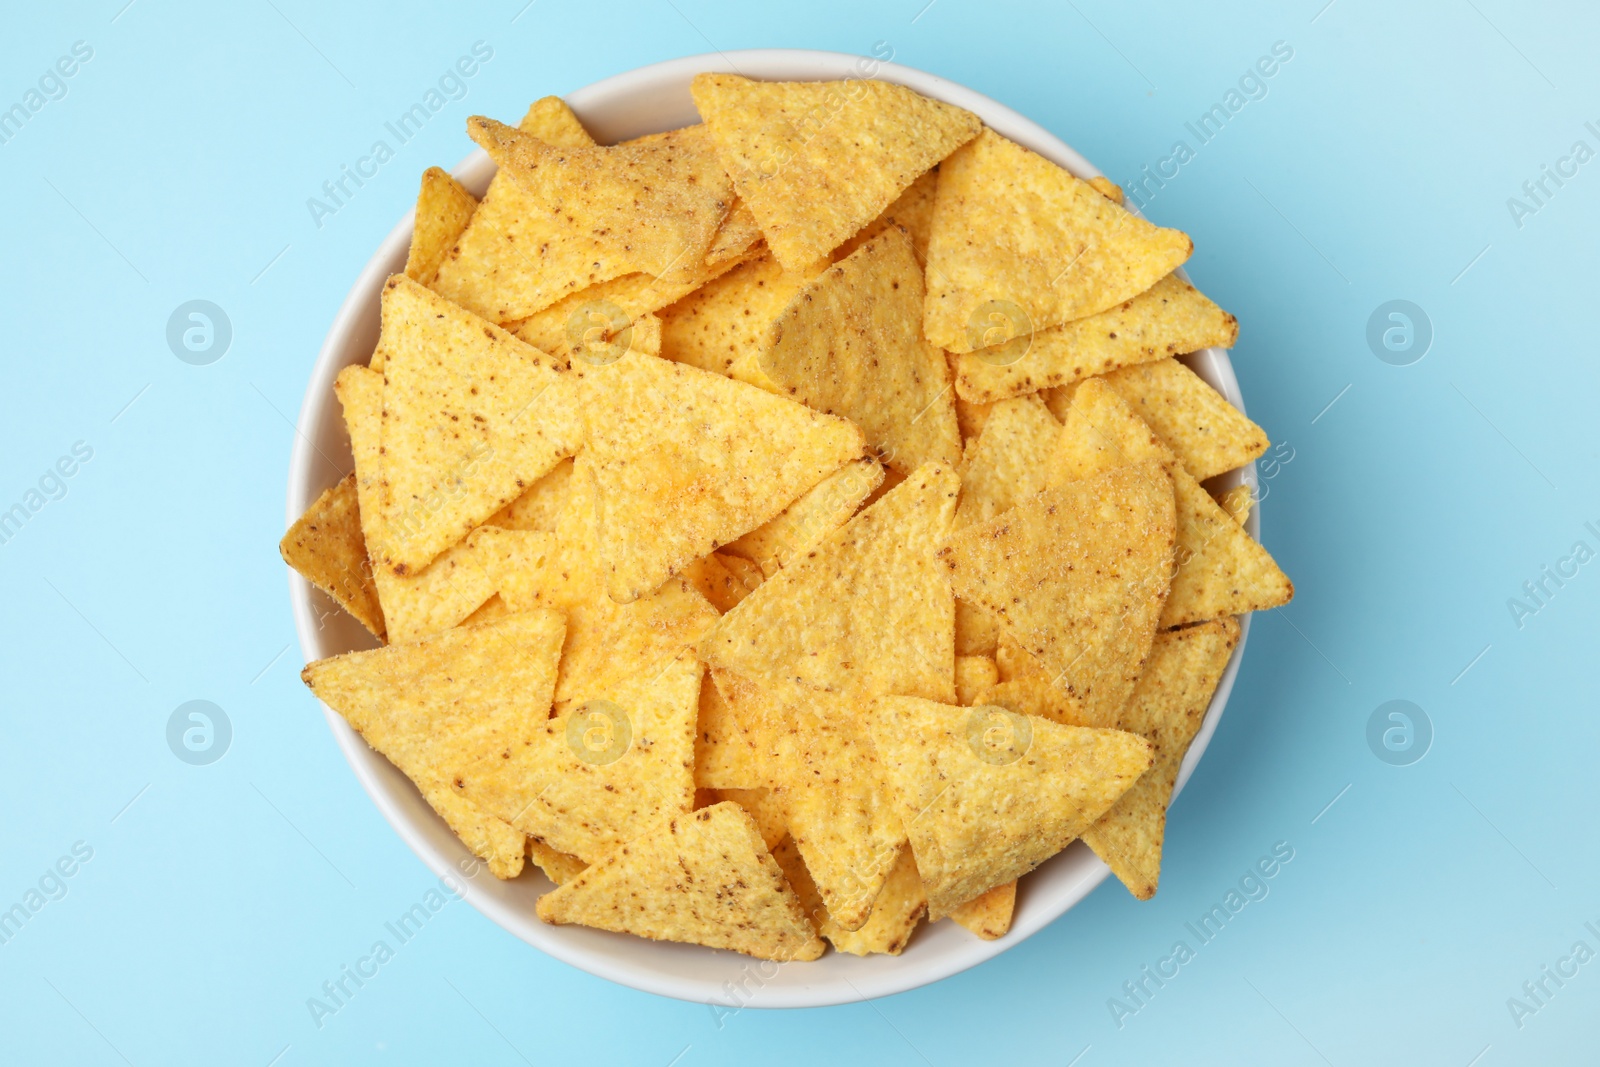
[287,48,1257,1008]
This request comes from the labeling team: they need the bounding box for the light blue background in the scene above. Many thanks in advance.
[3,1,1596,1063]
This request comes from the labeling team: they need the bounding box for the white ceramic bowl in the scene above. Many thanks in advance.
[287,48,1258,1009]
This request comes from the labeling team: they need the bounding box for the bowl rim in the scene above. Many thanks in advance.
[286,47,1258,1009]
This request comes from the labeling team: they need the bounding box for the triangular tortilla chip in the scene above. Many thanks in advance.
[953,394,1059,530]
[465,117,733,294]
[694,668,759,789]
[712,787,789,850]
[942,462,1175,723]
[280,473,385,639]
[1083,617,1238,899]
[680,551,762,614]
[301,610,567,879]
[976,631,1093,728]
[1104,357,1268,481]
[869,695,1152,919]
[452,647,703,862]
[692,73,980,269]
[706,199,763,267]
[404,167,478,287]
[924,129,1193,352]
[772,835,927,956]
[700,463,959,702]
[526,837,588,885]
[723,457,884,576]
[1212,481,1252,526]
[949,880,1016,940]
[1048,379,1292,626]
[577,351,864,603]
[954,597,1000,655]
[535,802,825,961]
[760,227,961,474]
[374,275,579,574]
[485,457,573,533]
[429,98,599,323]
[658,253,821,375]
[335,366,502,643]
[953,274,1238,402]
[835,167,940,266]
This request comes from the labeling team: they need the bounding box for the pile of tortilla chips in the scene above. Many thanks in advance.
[282,74,1293,964]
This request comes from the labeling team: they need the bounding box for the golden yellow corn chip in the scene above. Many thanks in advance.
[835,167,940,265]
[924,129,1192,353]
[404,167,478,287]
[280,473,385,640]
[577,351,864,602]
[706,198,763,267]
[681,551,759,614]
[536,802,825,961]
[1087,175,1124,204]
[1105,357,1268,481]
[458,594,508,627]
[761,227,961,474]
[335,366,502,643]
[723,457,883,576]
[466,117,733,294]
[691,73,980,270]
[1042,382,1079,422]
[1212,481,1253,526]
[869,695,1152,919]
[701,463,959,702]
[949,880,1016,939]
[954,273,1238,402]
[526,837,588,886]
[943,462,1175,723]
[658,253,819,375]
[694,669,757,789]
[772,836,927,956]
[454,647,703,862]
[507,244,761,359]
[374,276,579,574]
[1084,618,1239,899]
[429,98,599,323]
[714,787,789,850]
[715,552,765,598]
[954,394,1059,530]
[485,457,572,533]
[954,655,999,706]
[954,598,1000,655]
[1048,379,1292,626]
[301,610,567,879]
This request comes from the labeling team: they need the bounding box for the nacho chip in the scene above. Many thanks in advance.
[526,837,588,885]
[954,394,1059,530]
[454,648,703,862]
[1041,382,1079,422]
[536,802,825,961]
[1105,357,1268,481]
[954,655,999,706]
[1087,175,1124,204]
[577,351,865,602]
[715,553,765,598]
[977,651,1093,729]
[508,244,761,359]
[943,461,1175,722]
[772,836,927,956]
[428,98,600,322]
[374,275,579,574]
[335,366,502,643]
[681,551,760,614]
[1083,618,1239,899]
[301,610,567,879]
[954,273,1239,402]
[714,787,789,850]
[949,880,1016,940]
[924,129,1193,352]
[658,253,819,375]
[954,598,1000,656]
[467,117,732,292]
[723,457,884,576]
[701,463,959,702]
[280,473,385,640]
[486,457,573,532]
[869,695,1152,919]
[761,227,961,474]
[1048,379,1292,626]
[706,198,763,267]
[1212,481,1253,526]
[404,167,478,287]
[835,167,940,265]
[459,594,508,627]
[691,73,981,269]
[694,669,758,790]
